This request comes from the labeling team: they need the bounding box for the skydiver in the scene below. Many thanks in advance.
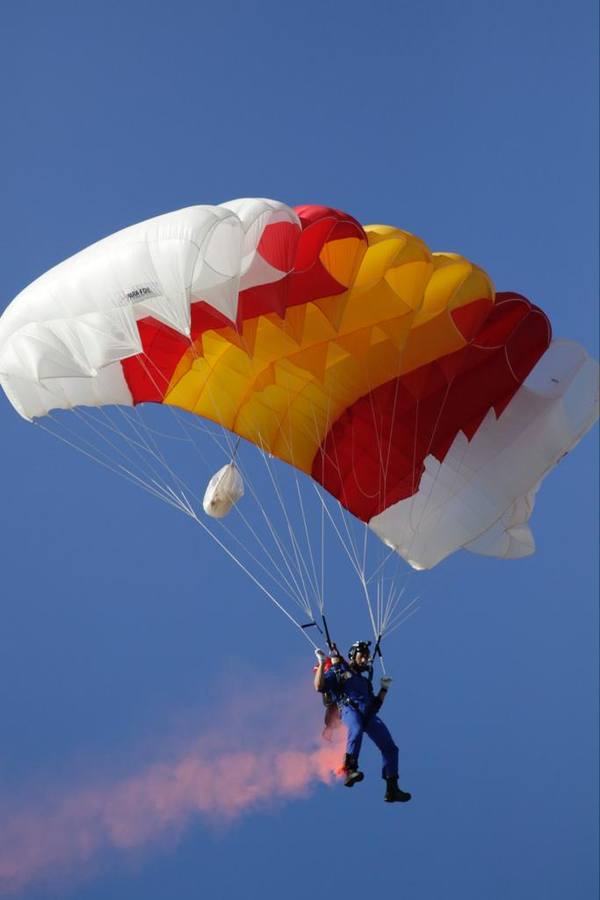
[314,641,411,803]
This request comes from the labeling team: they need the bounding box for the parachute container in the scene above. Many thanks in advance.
[203,463,244,518]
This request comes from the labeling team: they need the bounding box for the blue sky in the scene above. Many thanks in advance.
[0,1,598,898]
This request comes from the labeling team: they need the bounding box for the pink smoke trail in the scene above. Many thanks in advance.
[0,677,345,895]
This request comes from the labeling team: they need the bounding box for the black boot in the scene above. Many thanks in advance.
[384,776,411,802]
[343,754,364,788]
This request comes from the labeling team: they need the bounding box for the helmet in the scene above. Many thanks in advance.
[348,640,372,663]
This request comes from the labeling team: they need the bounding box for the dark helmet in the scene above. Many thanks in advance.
[348,640,372,663]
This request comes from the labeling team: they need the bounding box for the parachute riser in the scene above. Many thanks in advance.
[301,613,338,656]
[321,614,335,654]
[368,633,384,683]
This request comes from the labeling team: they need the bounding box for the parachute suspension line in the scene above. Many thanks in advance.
[303,397,335,618]
[168,412,232,452]
[306,388,385,631]
[306,398,337,618]
[79,408,208,525]
[327,437,371,579]
[350,329,425,644]
[365,548,398,585]
[35,419,192,517]
[224,498,317,613]
[339,500,366,576]
[133,327,414,649]
[71,407,173,497]
[269,430,324,612]
[172,341,323,621]
[56,409,183,511]
[255,380,365,632]
[378,327,413,533]
[115,405,203,514]
[208,365,418,638]
[164,450,313,612]
[310,396,391,635]
[306,387,385,635]
[311,484,388,650]
[358,569,379,648]
[175,425,314,612]
[351,361,398,641]
[267,402,322,610]
[76,406,163,455]
[382,594,421,636]
[102,406,196,511]
[255,441,319,621]
[98,406,168,482]
[379,549,406,623]
[186,508,319,649]
[382,356,404,493]
[205,510,316,615]
[256,355,335,621]
[276,353,366,624]
[294,474,322,613]
[135,350,314,616]
[251,406,323,608]
[165,399,316,620]
[311,485,363,581]
[326,362,416,646]
[361,523,369,582]
[222,432,317,617]
[300,364,419,653]
[320,481,325,615]
[230,466,314,618]
[38,415,317,648]
[365,374,387,511]
[185,449,316,619]
[230,434,242,462]
[249,396,323,618]
[45,360,320,638]
[347,517,381,640]
[315,385,334,619]
[113,405,185,483]
[80,405,199,521]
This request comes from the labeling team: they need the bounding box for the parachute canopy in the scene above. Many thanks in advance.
[0,199,597,569]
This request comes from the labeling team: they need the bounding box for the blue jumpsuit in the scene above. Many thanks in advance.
[323,661,399,779]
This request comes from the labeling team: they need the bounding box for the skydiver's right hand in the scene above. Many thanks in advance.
[315,648,327,664]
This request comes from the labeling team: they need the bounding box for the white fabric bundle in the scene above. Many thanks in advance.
[203,463,245,518]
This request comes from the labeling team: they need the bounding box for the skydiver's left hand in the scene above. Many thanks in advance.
[380,676,392,691]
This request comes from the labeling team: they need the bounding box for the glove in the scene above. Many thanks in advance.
[315,648,327,663]
[380,676,392,691]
